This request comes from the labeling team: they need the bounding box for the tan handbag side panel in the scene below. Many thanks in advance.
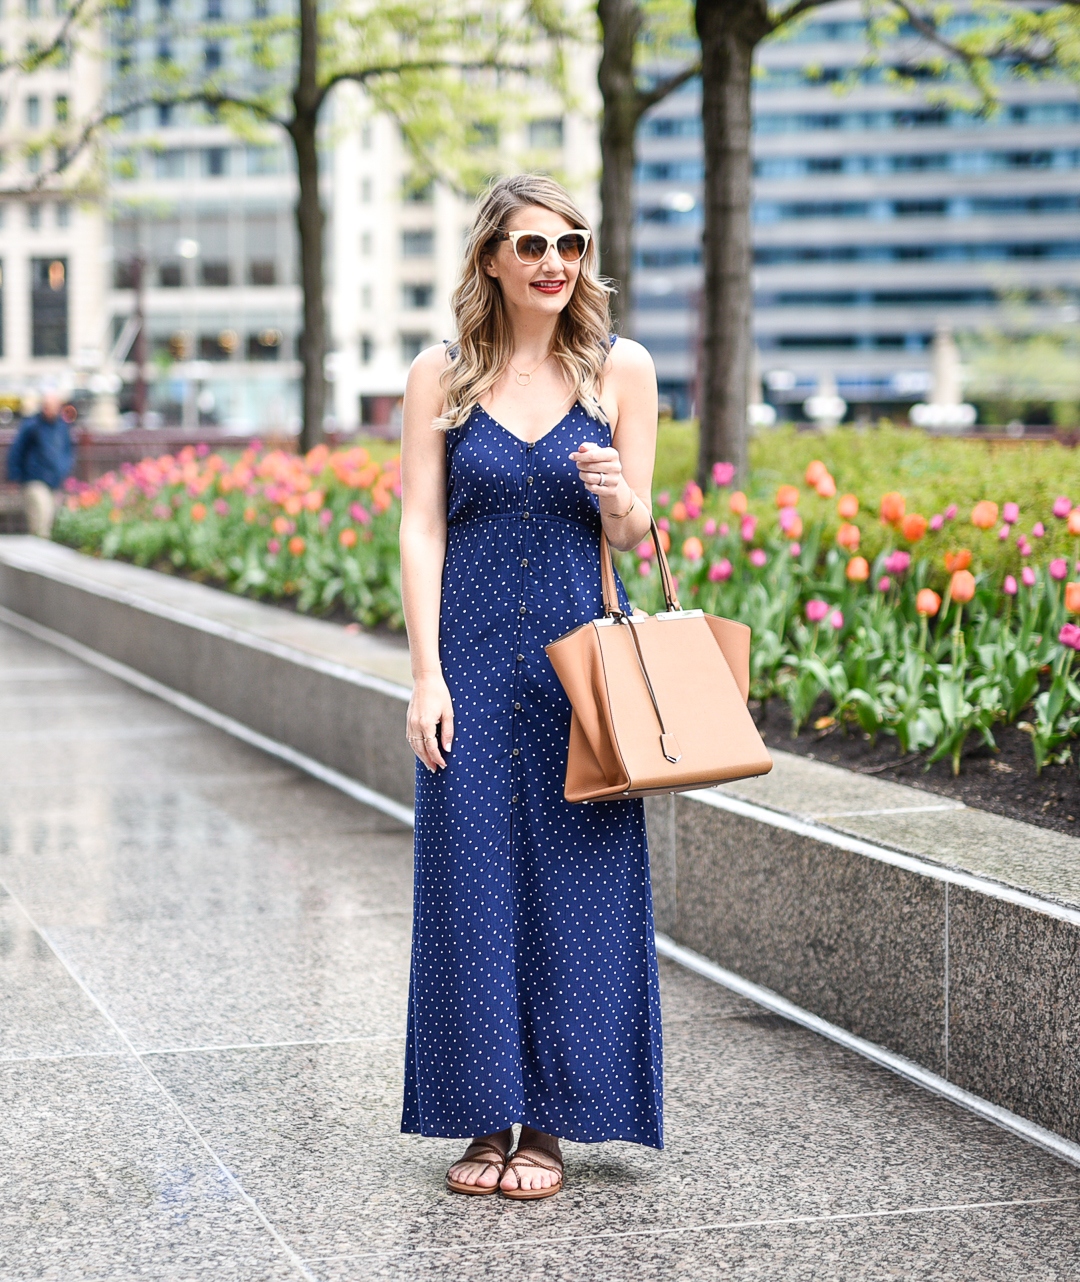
[704,615,751,703]
[545,625,628,795]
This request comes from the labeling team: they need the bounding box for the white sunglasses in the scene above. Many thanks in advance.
[494,228,592,265]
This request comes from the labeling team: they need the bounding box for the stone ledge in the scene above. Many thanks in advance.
[1,535,1077,1149]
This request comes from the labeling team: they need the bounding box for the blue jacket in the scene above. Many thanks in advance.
[6,412,74,489]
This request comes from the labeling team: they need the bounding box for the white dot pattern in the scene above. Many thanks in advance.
[400,398,664,1149]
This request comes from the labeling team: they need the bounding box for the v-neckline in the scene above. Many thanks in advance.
[478,404,576,448]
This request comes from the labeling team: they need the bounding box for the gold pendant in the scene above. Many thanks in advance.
[516,372,531,386]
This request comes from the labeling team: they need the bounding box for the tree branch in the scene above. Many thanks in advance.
[0,0,96,76]
[314,57,531,114]
[636,60,701,115]
[769,0,844,31]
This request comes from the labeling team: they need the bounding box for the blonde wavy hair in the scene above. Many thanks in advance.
[433,173,614,432]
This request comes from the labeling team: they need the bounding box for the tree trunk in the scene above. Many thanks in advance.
[291,0,326,453]
[597,0,644,335]
[693,0,769,488]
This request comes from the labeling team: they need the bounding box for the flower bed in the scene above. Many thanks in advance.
[53,431,1080,775]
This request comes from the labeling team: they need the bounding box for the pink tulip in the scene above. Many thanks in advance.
[196,442,209,457]
[778,506,797,532]
[1050,558,1068,580]
[638,560,652,577]
[319,509,333,527]
[741,515,758,541]
[830,609,844,630]
[658,517,670,532]
[708,559,733,582]
[944,504,958,520]
[1003,575,1018,596]
[703,518,717,536]
[685,502,702,519]
[789,542,801,557]
[877,575,891,592]
[214,499,229,516]
[712,462,736,487]
[749,548,767,568]
[1033,521,1045,538]
[929,514,944,531]
[718,522,729,537]
[1020,541,1033,557]
[1060,623,1080,651]
[1022,566,1036,587]
[805,599,830,623]
[349,502,371,524]
[885,550,911,575]
[152,503,170,520]
[998,526,1009,541]
[1054,496,1072,518]
[636,540,654,559]
[268,538,281,554]
[1003,502,1019,524]
[657,491,670,506]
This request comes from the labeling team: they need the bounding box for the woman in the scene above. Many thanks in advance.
[399,173,662,1200]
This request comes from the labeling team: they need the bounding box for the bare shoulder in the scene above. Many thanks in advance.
[407,343,452,392]
[608,336,656,378]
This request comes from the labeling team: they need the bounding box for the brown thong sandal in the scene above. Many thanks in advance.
[500,1143,564,1201]
[445,1138,511,1196]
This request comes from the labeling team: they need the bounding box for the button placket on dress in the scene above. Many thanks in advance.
[510,444,535,810]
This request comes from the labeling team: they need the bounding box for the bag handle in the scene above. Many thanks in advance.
[600,509,681,617]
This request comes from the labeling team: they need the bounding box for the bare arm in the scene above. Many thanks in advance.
[570,338,658,553]
[399,345,454,771]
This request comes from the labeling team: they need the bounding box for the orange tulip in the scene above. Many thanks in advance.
[846,556,869,582]
[880,492,906,524]
[190,502,207,522]
[339,527,358,548]
[950,569,976,603]
[682,536,704,561]
[970,500,999,530]
[785,514,803,540]
[944,548,972,573]
[836,522,861,550]
[916,588,942,617]
[1066,582,1080,614]
[815,473,836,498]
[804,460,827,486]
[671,500,688,522]
[776,484,799,509]
[304,489,325,512]
[288,535,306,557]
[243,506,257,524]
[284,494,303,516]
[837,493,859,519]
[272,515,290,535]
[729,491,748,515]
[1068,510,1080,536]
[901,513,928,543]
[657,527,671,553]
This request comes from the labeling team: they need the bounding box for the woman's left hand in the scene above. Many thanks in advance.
[570,441,624,497]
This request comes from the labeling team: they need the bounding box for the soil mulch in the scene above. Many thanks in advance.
[754,696,1080,838]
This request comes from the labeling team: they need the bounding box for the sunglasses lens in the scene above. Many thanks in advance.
[557,233,587,262]
[516,235,549,263]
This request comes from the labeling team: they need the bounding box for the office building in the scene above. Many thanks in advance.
[633,2,1080,420]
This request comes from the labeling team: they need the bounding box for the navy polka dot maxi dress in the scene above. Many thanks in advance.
[400,395,665,1150]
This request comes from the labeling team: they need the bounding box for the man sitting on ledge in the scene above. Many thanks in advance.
[6,391,73,539]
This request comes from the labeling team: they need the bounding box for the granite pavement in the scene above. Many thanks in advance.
[2,619,1078,1282]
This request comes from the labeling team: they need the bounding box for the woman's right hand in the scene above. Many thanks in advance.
[406,673,454,772]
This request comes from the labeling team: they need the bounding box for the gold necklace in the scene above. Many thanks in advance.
[507,351,551,387]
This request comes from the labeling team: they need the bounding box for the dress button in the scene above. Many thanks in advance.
[512,794,518,803]
[512,747,520,756]
[514,701,522,710]
[527,476,534,484]
[519,605,527,615]
[521,557,528,566]
[516,653,524,662]
[523,511,530,518]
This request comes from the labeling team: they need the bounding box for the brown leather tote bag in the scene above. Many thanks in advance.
[545,513,773,802]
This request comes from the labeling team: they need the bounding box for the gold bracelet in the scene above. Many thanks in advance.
[607,491,636,519]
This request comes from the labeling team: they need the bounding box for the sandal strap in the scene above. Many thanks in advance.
[506,1147,563,1178]
[457,1141,509,1172]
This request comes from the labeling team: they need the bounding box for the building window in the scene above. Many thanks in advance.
[154,149,185,179]
[246,145,282,174]
[27,204,41,228]
[157,40,173,64]
[158,261,182,287]
[206,0,222,15]
[361,284,372,309]
[54,95,68,123]
[402,282,434,309]
[361,177,372,203]
[466,122,498,150]
[401,229,434,257]
[204,41,222,71]
[400,332,430,363]
[248,259,276,285]
[199,328,237,359]
[27,151,41,174]
[253,0,268,14]
[527,117,563,149]
[26,96,40,126]
[31,257,68,357]
[403,177,434,203]
[360,334,373,363]
[56,202,70,227]
[200,260,230,286]
[157,103,174,127]
[247,328,281,360]
[203,147,227,176]
[361,231,373,256]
